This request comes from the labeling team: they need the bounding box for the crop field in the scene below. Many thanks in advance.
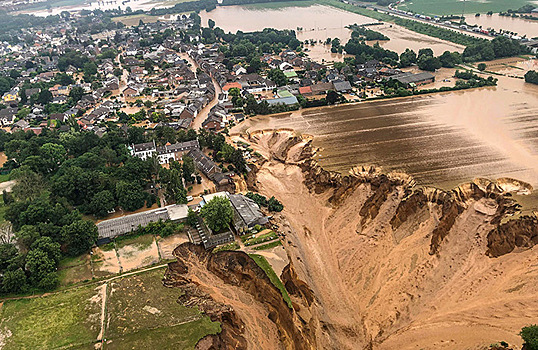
[396,0,533,16]
[0,268,220,350]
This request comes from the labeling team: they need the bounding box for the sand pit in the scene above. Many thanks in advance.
[240,130,538,350]
[92,247,121,277]
[117,236,160,272]
[157,234,189,260]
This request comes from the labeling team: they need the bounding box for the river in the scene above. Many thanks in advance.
[232,65,538,197]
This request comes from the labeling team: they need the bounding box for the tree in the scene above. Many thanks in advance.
[15,225,40,249]
[116,181,146,211]
[2,269,28,293]
[418,48,434,58]
[182,156,195,183]
[26,249,56,285]
[399,48,416,67]
[267,69,287,87]
[69,86,84,102]
[439,51,461,68]
[83,61,98,76]
[477,63,487,71]
[36,90,52,105]
[267,196,284,212]
[88,190,115,217]
[326,90,340,105]
[525,70,538,85]
[418,55,442,71]
[520,325,538,350]
[40,143,66,172]
[60,220,98,256]
[31,236,61,264]
[0,243,18,271]
[200,196,233,232]
[208,18,215,29]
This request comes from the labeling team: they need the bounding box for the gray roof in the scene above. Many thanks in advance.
[333,80,352,92]
[228,194,268,228]
[390,72,435,85]
[187,148,220,176]
[97,207,170,239]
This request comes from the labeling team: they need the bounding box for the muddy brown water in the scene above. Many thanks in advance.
[234,74,538,198]
[464,14,538,38]
[200,5,465,56]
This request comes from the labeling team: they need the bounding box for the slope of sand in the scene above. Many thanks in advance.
[238,130,538,350]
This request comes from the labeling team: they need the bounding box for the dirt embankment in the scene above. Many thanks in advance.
[163,243,314,350]
[235,130,538,350]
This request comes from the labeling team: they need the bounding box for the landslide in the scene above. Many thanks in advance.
[163,243,314,350]
[235,130,538,350]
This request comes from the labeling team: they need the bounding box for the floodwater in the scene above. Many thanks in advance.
[234,63,538,193]
[464,14,538,38]
[22,0,167,17]
[200,5,464,56]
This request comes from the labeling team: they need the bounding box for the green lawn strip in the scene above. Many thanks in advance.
[103,318,221,350]
[319,0,485,46]
[114,233,154,250]
[395,0,532,16]
[105,268,213,339]
[0,174,10,183]
[252,240,282,251]
[248,254,292,309]
[244,231,278,246]
[0,286,101,350]
[213,241,240,253]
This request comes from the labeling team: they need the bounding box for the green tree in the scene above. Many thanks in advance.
[208,18,215,28]
[61,220,98,256]
[399,48,417,67]
[418,55,442,72]
[116,181,146,211]
[36,90,52,105]
[26,249,56,285]
[88,190,115,217]
[477,63,487,71]
[69,86,85,102]
[521,325,538,350]
[2,269,28,293]
[182,156,195,184]
[524,70,538,85]
[267,69,287,86]
[31,236,61,264]
[200,196,233,232]
[15,225,40,249]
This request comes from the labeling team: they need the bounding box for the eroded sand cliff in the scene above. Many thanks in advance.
[165,130,538,350]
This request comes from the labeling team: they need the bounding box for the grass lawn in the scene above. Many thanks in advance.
[244,231,278,246]
[58,263,93,286]
[105,268,220,346]
[396,0,533,15]
[0,174,10,183]
[104,319,220,350]
[213,241,240,253]
[252,240,282,250]
[249,254,292,309]
[0,286,101,350]
[115,233,154,250]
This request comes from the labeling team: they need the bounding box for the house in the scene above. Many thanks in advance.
[130,139,200,164]
[311,82,334,95]
[187,148,220,178]
[228,193,269,234]
[0,108,17,126]
[390,72,435,86]
[2,90,18,103]
[333,80,352,93]
[298,86,313,96]
[123,85,140,97]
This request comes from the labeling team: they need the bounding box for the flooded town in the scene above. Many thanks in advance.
[1,0,538,349]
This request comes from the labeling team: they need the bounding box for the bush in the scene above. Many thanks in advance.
[478,63,487,71]
[521,325,538,350]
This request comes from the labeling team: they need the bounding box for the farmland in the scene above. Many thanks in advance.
[396,0,533,16]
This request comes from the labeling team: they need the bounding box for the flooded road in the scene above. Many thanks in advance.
[200,5,464,56]
[464,14,538,38]
[233,73,538,193]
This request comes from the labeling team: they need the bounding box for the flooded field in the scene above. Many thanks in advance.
[200,4,464,56]
[233,71,538,194]
[464,14,538,38]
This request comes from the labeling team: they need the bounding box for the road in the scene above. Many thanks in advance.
[180,53,222,130]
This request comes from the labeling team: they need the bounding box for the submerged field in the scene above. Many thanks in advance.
[0,268,220,350]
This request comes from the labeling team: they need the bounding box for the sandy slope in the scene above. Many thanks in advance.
[240,130,538,350]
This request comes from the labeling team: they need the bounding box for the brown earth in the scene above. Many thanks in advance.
[165,129,538,349]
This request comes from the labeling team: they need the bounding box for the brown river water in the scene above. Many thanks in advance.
[234,71,538,198]
[200,5,464,56]
[464,14,538,38]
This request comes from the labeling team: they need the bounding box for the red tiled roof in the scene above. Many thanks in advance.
[298,86,312,94]
[222,82,242,91]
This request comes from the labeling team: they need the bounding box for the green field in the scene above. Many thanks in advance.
[0,268,221,350]
[396,0,533,16]
[0,286,102,350]
[105,268,220,348]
